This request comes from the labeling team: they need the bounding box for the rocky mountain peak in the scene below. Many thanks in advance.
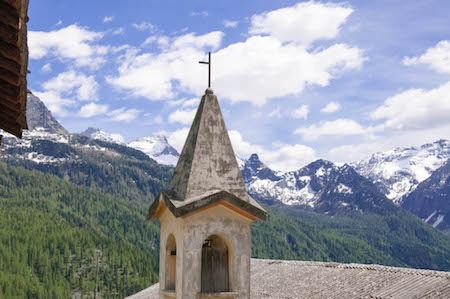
[26,93,69,135]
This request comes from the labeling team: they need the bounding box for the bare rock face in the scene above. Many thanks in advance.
[402,158,450,231]
[26,93,69,135]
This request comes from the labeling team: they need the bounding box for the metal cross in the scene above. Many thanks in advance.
[199,52,211,88]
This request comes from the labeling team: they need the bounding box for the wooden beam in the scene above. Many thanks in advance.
[0,94,22,111]
[0,54,20,73]
[0,117,22,137]
[0,22,19,46]
[4,0,20,10]
[0,2,20,30]
[0,101,20,119]
[0,66,19,86]
[0,39,21,63]
[0,77,20,96]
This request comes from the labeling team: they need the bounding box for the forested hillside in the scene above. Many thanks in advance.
[1,161,450,297]
[0,163,159,298]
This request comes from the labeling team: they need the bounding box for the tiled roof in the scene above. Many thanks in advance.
[0,0,29,138]
[127,259,450,299]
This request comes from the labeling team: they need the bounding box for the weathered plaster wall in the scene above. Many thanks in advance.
[159,207,185,299]
[159,205,252,299]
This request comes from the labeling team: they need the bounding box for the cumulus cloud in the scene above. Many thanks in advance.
[32,90,75,117]
[42,71,99,101]
[33,71,99,117]
[107,2,363,105]
[268,106,282,118]
[112,28,125,35]
[108,108,140,122]
[292,105,309,119]
[249,1,353,46]
[79,103,109,118]
[321,101,341,113]
[106,31,224,99]
[295,118,366,140]
[168,127,190,153]
[29,25,108,69]
[370,81,450,131]
[168,109,197,125]
[191,11,208,17]
[228,130,316,171]
[132,21,157,32]
[403,40,450,74]
[223,20,238,28]
[103,16,114,23]
[168,97,200,108]
[41,63,52,73]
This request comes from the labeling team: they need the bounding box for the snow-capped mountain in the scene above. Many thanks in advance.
[352,140,450,204]
[402,158,450,231]
[241,154,395,215]
[128,136,180,166]
[81,127,125,144]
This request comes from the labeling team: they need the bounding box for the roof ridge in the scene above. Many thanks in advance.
[259,259,450,278]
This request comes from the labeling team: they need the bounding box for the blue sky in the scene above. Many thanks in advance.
[27,0,450,171]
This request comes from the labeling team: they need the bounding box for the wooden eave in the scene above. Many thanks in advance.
[0,0,29,141]
[148,190,267,221]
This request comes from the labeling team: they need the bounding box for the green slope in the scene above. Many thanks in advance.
[2,138,450,298]
[0,162,159,298]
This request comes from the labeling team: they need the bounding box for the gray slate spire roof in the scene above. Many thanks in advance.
[148,88,267,221]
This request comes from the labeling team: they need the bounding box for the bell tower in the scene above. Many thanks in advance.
[148,88,267,299]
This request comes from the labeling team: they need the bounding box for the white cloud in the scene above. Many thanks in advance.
[403,40,450,74]
[106,31,224,100]
[108,108,140,122]
[103,16,114,23]
[42,70,99,101]
[132,21,156,32]
[109,34,363,104]
[168,97,200,108]
[190,11,208,17]
[32,90,75,117]
[183,98,200,107]
[223,20,239,28]
[168,127,190,152]
[321,101,341,113]
[370,81,450,131]
[33,71,99,117]
[79,103,109,118]
[292,105,309,119]
[213,38,365,105]
[55,20,62,26]
[269,106,282,118]
[41,63,52,73]
[295,118,366,140]
[29,25,108,69]
[229,130,316,171]
[107,2,363,105]
[249,1,353,46]
[112,28,125,35]
[168,109,197,125]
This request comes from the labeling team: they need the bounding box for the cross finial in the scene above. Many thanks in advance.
[199,52,211,88]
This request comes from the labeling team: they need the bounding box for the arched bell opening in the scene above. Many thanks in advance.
[201,235,231,293]
[165,234,177,291]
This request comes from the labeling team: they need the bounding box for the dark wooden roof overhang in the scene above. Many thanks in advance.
[148,190,268,221]
[0,0,30,145]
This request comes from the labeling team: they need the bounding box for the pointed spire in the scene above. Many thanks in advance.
[148,88,267,221]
